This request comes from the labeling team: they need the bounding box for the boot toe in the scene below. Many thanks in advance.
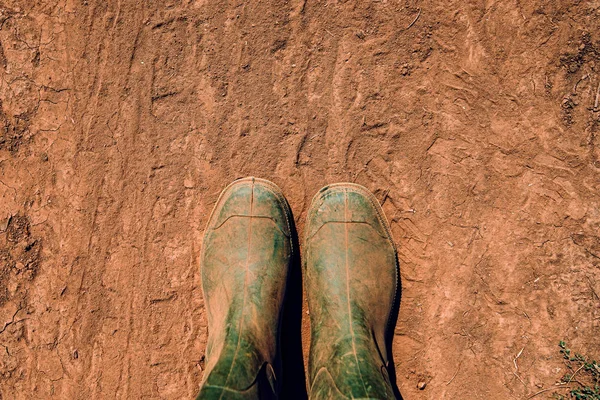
[306,183,390,241]
[208,177,291,238]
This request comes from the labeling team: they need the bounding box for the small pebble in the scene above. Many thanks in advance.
[418,381,426,390]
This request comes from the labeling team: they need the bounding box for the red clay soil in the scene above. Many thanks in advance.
[1,0,600,399]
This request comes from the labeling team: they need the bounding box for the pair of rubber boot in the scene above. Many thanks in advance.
[197,177,399,400]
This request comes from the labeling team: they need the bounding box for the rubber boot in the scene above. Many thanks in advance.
[197,177,295,399]
[303,183,399,400]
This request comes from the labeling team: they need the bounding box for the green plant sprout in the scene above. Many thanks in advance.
[552,341,600,400]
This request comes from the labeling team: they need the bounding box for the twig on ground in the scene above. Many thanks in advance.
[380,188,390,205]
[514,347,525,371]
[514,371,526,387]
[406,8,421,30]
[446,360,462,385]
[573,74,589,93]
[567,363,585,384]
[527,383,571,399]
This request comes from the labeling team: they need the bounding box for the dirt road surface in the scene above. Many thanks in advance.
[1,0,599,399]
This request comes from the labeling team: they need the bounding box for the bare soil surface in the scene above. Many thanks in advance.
[1,0,600,399]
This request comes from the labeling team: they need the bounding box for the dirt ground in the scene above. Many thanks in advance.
[1,0,599,399]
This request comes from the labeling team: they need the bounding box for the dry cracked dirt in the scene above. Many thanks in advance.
[1,0,600,399]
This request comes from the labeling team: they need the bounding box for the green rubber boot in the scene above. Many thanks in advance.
[304,183,399,400]
[197,177,295,399]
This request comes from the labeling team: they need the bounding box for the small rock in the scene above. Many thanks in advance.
[418,381,426,390]
[184,178,195,188]
[0,217,9,232]
[400,63,411,76]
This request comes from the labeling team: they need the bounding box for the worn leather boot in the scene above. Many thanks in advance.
[304,183,399,400]
[197,177,295,399]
